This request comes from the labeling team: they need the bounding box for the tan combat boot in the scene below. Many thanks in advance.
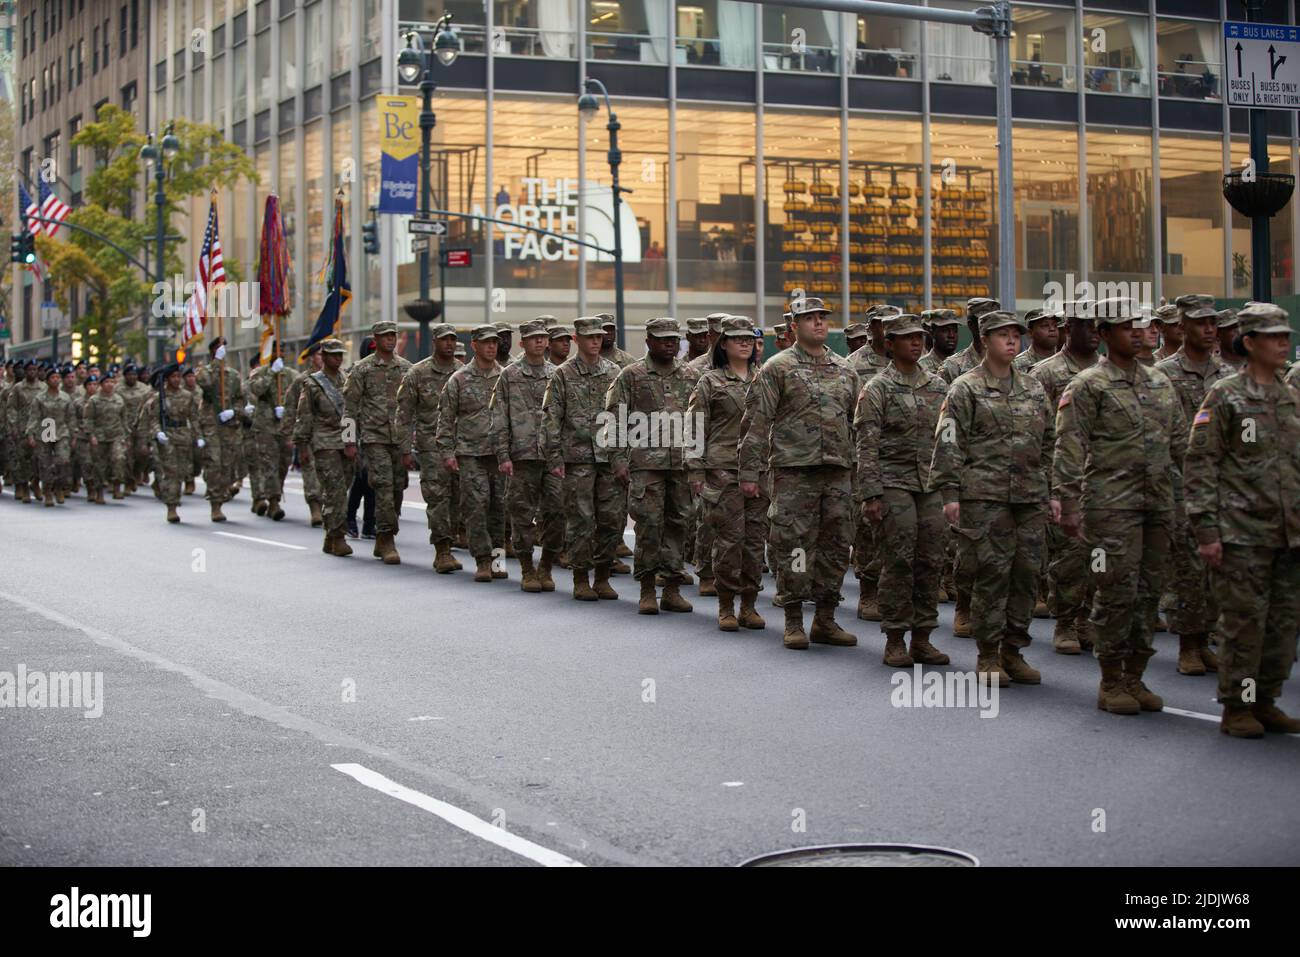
[86,486,96,502]
[1122,655,1162,711]
[611,558,631,575]
[1096,658,1139,714]
[1220,703,1265,738]
[1053,617,1080,655]
[537,549,557,592]
[308,501,323,527]
[810,603,857,646]
[268,498,285,521]
[210,502,227,522]
[43,490,55,507]
[1177,633,1206,676]
[679,570,695,586]
[504,540,516,559]
[909,627,949,665]
[1033,596,1051,618]
[323,531,334,554]
[952,593,973,637]
[738,589,766,630]
[55,488,65,504]
[556,551,571,569]
[882,629,913,667]
[375,533,401,565]
[717,589,739,632]
[1250,698,1300,734]
[112,483,124,500]
[330,535,354,557]
[519,554,542,593]
[593,565,618,600]
[783,603,808,650]
[572,568,598,601]
[434,541,459,574]
[166,504,180,524]
[491,560,508,580]
[474,558,493,582]
[999,644,1041,685]
[638,577,660,615]
[616,541,633,559]
[184,479,196,495]
[660,581,693,613]
[857,580,882,621]
[976,640,1010,689]
[698,576,717,597]
[253,498,269,515]
[1198,635,1220,673]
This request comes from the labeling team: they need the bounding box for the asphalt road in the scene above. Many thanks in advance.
[2,471,1298,867]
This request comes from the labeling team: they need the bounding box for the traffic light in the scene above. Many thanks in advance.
[22,232,36,265]
[9,232,35,265]
[362,219,380,255]
[10,233,22,263]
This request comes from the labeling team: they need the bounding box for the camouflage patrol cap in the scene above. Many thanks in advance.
[1023,307,1056,327]
[574,316,606,336]
[646,317,682,338]
[518,319,548,339]
[722,316,756,337]
[1236,302,1291,335]
[597,314,616,330]
[1153,304,1181,325]
[472,324,501,342]
[1174,293,1215,312]
[319,338,346,354]
[431,323,457,339]
[535,314,558,329]
[685,317,710,335]
[1093,297,1142,326]
[494,321,513,335]
[371,320,398,336]
[922,308,961,327]
[773,322,788,336]
[866,304,903,321]
[548,324,574,340]
[966,297,1001,320]
[1216,308,1239,329]
[884,314,926,338]
[706,312,729,332]
[845,322,869,340]
[978,310,1026,335]
[790,297,830,317]
[454,342,467,357]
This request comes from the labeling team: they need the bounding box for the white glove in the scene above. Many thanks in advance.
[218,409,235,423]
[270,358,284,373]
[196,438,206,449]
[243,403,255,416]
[214,345,227,361]
[274,405,285,419]
[156,431,169,443]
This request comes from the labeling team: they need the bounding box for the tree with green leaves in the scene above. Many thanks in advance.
[35,105,256,363]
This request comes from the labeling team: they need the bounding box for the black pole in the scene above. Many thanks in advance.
[1244,0,1272,302]
[417,60,437,360]
[153,144,166,365]
[608,113,625,349]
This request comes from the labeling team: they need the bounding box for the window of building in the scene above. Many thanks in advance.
[1013,122,1079,300]
[1156,18,1221,101]
[332,0,351,73]
[494,0,577,59]
[927,1,992,85]
[305,120,325,323]
[305,3,324,87]
[399,1,488,55]
[678,104,756,294]
[92,25,99,72]
[77,38,84,84]
[67,45,74,87]
[120,4,127,57]
[122,80,137,116]
[930,117,998,307]
[233,42,248,122]
[132,0,139,48]
[852,12,919,79]
[1082,13,1150,97]
[102,17,110,66]
[588,0,670,64]
[280,15,299,95]
[255,30,271,112]
[674,0,754,68]
[1010,7,1076,91]
[1160,132,1224,299]
[363,0,382,60]
[69,116,82,173]
[1229,135,1292,298]
[1086,126,1153,285]
[213,54,227,129]
[762,5,842,74]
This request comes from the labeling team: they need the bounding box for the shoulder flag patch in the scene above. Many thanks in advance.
[1058,391,1072,409]
[1193,409,1212,426]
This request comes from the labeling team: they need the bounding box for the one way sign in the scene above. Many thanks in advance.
[1225,21,1300,108]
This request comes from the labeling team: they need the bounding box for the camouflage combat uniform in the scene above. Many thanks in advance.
[72,385,98,497]
[939,342,981,385]
[436,356,505,564]
[26,387,73,499]
[281,371,320,513]
[295,364,354,541]
[1012,347,1056,373]
[396,351,460,547]
[344,348,413,537]
[248,362,299,510]
[7,377,42,494]
[491,353,563,561]
[86,389,129,491]
[142,384,200,508]
[196,361,246,506]
[117,377,152,485]
[847,344,891,599]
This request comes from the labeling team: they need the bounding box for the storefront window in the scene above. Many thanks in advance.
[305,120,324,322]
[761,6,842,74]
[588,0,670,64]
[1082,13,1151,97]
[1156,18,1221,101]
[930,118,997,308]
[852,13,918,79]
[1160,133,1225,299]
[1010,6,1076,91]
[676,0,755,69]
[845,113,922,314]
[495,0,578,59]
[1229,136,1293,298]
[763,108,842,314]
[927,1,992,85]
[1014,122,1078,303]
[677,104,756,298]
[1086,127,1153,290]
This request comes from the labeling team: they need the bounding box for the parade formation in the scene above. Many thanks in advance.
[3,296,1298,741]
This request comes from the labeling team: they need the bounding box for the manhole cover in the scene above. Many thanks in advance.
[739,843,979,867]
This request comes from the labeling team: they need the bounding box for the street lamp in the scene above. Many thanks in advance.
[139,121,180,365]
[398,14,459,359]
[578,77,626,348]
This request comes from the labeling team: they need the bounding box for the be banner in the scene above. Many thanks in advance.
[378,96,420,214]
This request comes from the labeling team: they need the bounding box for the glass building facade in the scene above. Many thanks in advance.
[147,0,1299,356]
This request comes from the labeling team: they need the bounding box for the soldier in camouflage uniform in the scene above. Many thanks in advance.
[919,309,961,601]
[295,339,355,554]
[182,367,201,495]
[855,314,951,668]
[118,364,153,493]
[138,364,200,523]
[1054,301,1186,716]
[1153,302,1183,361]
[59,368,79,493]
[1012,308,1059,373]
[936,297,1002,637]
[930,310,1055,688]
[541,316,624,601]
[598,315,638,570]
[396,325,461,573]
[492,319,564,592]
[73,374,100,503]
[0,361,11,492]
[282,346,324,526]
[681,317,715,594]
[344,319,413,564]
[195,338,246,522]
[547,323,573,365]
[739,296,860,649]
[686,315,768,631]
[844,321,869,358]
[26,366,74,506]
[436,325,506,581]
[1216,309,1243,372]
[248,347,298,521]
[1185,303,1300,737]
[86,373,130,500]
[606,317,697,614]
[1156,297,1230,676]
[8,361,42,501]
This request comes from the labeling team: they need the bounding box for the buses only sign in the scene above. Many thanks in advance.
[1225,21,1300,108]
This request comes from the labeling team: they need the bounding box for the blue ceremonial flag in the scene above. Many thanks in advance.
[301,196,352,361]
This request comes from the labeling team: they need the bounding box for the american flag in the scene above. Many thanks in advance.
[19,183,42,235]
[38,180,70,237]
[181,198,226,346]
